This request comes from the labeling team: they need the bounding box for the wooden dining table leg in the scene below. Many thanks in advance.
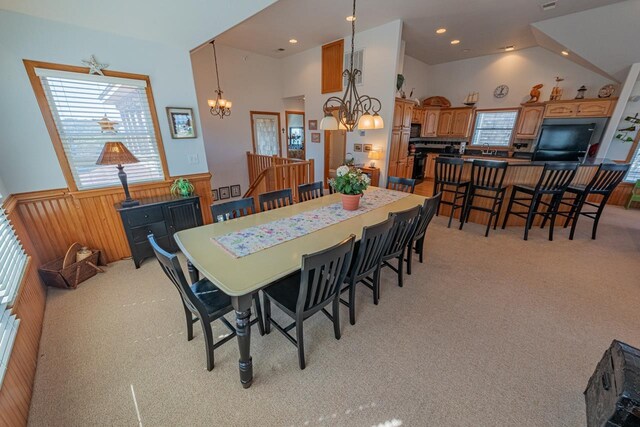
[231,294,253,388]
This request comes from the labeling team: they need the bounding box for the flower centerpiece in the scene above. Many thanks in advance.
[329,165,371,210]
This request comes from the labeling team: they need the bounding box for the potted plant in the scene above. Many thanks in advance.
[170,177,195,197]
[329,165,371,210]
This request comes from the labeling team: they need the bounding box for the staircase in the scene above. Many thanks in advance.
[244,152,315,204]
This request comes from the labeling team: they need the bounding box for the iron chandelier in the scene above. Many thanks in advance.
[207,40,232,118]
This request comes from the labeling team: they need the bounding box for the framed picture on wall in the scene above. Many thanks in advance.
[230,185,241,198]
[308,120,318,130]
[311,132,321,143]
[212,189,219,201]
[219,186,230,200]
[354,143,363,152]
[364,144,373,152]
[166,107,197,139]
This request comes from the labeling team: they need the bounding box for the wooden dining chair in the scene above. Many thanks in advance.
[339,218,394,325]
[210,198,255,223]
[386,176,416,193]
[263,235,355,369]
[406,193,441,275]
[258,188,293,211]
[148,235,264,371]
[298,181,324,202]
[434,156,470,228]
[377,205,421,292]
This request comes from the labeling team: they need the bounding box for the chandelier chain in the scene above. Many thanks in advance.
[211,40,222,94]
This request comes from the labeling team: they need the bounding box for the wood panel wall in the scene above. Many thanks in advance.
[0,198,47,427]
[10,173,213,265]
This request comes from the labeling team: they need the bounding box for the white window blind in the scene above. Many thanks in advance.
[344,49,364,87]
[471,110,518,146]
[0,199,25,389]
[35,68,165,190]
[625,145,640,183]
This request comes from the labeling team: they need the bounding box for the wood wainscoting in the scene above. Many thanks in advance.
[10,173,213,265]
[0,199,47,426]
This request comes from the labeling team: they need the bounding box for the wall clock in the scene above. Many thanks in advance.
[598,84,616,98]
[494,84,509,98]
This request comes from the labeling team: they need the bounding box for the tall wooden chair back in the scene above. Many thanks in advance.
[413,193,442,243]
[535,162,579,195]
[351,217,394,280]
[297,235,355,315]
[435,157,466,186]
[386,176,416,193]
[211,198,255,223]
[384,205,421,260]
[585,163,630,195]
[298,181,324,202]
[259,188,293,211]
[470,159,508,191]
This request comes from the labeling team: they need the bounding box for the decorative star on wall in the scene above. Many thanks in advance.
[82,55,108,75]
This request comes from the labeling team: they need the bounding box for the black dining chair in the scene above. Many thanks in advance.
[554,163,630,240]
[148,235,264,371]
[258,188,293,212]
[459,159,509,237]
[339,218,394,325]
[377,205,421,291]
[298,181,324,202]
[406,193,441,275]
[263,235,355,369]
[210,198,255,223]
[386,176,416,193]
[434,156,470,228]
[502,162,578,241]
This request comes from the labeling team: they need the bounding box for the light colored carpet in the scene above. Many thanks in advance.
[28,207,640,427]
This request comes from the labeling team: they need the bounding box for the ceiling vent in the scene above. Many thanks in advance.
[541,1,557,11]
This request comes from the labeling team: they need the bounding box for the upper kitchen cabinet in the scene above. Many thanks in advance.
[412,107,425,124]
[321,40,344,94]
[437,107,474,137]
[421,108,440,137]
[515,104,545,139]
[393,98,414,130]
[544,98,616,118]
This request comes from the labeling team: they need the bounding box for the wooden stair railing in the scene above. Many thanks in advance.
[244,152,315,206]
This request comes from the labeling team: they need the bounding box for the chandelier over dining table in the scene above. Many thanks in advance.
[319,0,383,132]
[207,40,232,118]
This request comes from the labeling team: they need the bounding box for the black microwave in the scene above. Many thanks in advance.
[410,123,421,138]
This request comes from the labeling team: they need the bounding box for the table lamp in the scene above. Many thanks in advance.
[96,141,140,207]
[368,149,381,168]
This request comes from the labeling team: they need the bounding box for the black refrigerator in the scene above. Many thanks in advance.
[532,123,596,162]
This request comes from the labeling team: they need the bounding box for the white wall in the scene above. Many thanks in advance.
[401,55,431,101]
[0,175,8,201]
[0,10,209,194]
[281,20,403,184]
[191,44,286,197]
[427,46,615,109]
[604,67,640,160]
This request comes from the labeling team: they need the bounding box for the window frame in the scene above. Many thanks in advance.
[469,108,520,148]
[249,111,282,157]
[624,132,640,183]
[24,60,170,192]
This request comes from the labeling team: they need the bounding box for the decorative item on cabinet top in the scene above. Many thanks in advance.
[170,177,194,197]
[422,96,451,107]
[527,84,544,103]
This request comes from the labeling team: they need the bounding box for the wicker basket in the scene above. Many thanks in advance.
[38,249,104,289]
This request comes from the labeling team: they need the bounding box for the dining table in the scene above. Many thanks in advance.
[174,188,428,388]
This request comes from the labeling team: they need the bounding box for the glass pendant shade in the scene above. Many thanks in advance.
[320,115,339,130]
[373,114,384,129]
[357,114,375,130]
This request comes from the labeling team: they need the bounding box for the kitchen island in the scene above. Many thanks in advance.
[421,156,626,227]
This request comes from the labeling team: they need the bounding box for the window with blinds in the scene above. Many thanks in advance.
[0,199,25,388]
[344,49,364,87]
[471,110,519,146]
[35,68,165,190]
[625,145,640,183]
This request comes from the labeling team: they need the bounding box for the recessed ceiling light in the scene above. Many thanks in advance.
[561,50,569,56]
[346,15,356,22]
[504,45,515,51]
[541,1,557,11]
[450,39,460,45]
[277,48,285,52]
[436,28,447,34]
[289,39,298,44]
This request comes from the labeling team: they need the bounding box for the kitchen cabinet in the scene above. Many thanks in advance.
[577,100,614,117]
[412,107,425,124]
[421,108,440,137]
[437,107,473,137]
[544,98,616,118]
[515,104,544,139]
[545,103,577,117]
[388,99,414,180]
[425,153,437,180]
[393,98,414,130]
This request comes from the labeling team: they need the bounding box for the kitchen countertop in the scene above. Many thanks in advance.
[453,155,611,167]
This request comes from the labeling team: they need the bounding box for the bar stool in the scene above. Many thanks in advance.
[502,162,578,241]
[459,159,508,237]
[434,156,469,228]
[554,163,630,240]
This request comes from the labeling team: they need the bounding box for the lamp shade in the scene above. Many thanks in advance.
[368,149,381,160]
[96,142,140,166]
[357,114,375,130]
[320,115,339,130]
[373,114,384,129]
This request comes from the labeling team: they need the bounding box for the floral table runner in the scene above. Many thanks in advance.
[212,188,410,258]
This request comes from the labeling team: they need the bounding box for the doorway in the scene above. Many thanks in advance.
[323,110,347,185]
[250,111,282,156]
[285,110,305,159]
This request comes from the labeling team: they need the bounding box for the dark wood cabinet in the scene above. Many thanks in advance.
[116,195,203,268]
